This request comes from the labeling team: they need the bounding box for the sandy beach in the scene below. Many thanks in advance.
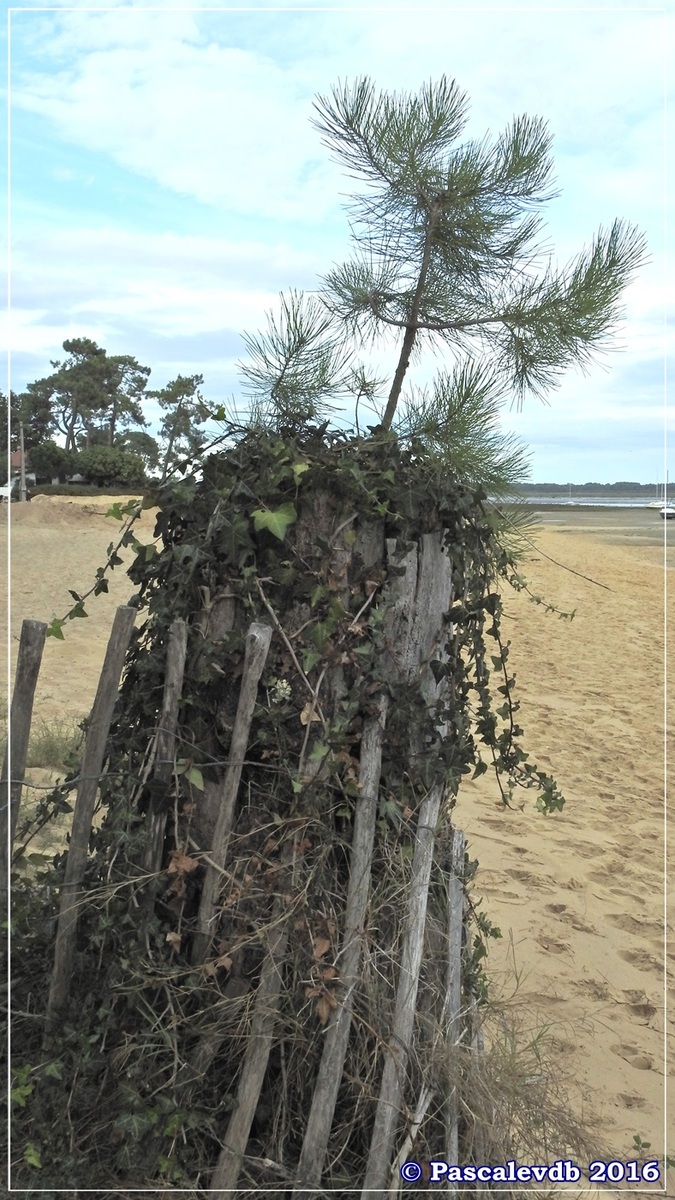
[458,506,673,1169]
[3,495,673,1172]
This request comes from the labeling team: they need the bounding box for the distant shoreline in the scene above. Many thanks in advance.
[523,501,663,511]
[493,499,665,511]
[517,482,663,495]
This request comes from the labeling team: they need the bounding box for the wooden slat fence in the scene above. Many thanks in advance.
[6,605,483,1196]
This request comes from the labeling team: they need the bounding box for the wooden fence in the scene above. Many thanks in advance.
[5,604,483,1197]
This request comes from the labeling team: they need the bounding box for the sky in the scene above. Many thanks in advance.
[4,0,672,484]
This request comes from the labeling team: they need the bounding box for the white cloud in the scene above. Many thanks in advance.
[10,5,667,233]
[74,283,279,339]
[12,23,341,221]
[8,226,325,385]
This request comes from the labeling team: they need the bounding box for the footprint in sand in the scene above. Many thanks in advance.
[574,978,610,1002]
[535,934,571,955]
[510,869,554,890]
[606,913,661,936]
[618,1093,646,1110]
[618,948,662,973]
[628,1003,657,1024]
[573,843,605,859]
[587,863,639,885]
[544,903,599,934]
[610,1044,653,1071]
[620,991,657,1024]
[607,884,648,900]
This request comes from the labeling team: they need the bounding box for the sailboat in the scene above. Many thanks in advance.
[660,472,674,520]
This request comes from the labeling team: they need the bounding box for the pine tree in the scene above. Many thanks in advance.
[240,76,646,499]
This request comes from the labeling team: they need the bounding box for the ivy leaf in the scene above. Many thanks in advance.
[46,619,65,640]
[185,765,204,791]
[429,659,448,683]
[251,502,297,541]
[301,647,322,672]
[11,1082,34,1107]
[292,461,310,483]
[24,1143,42,1168]
[106,499,141,521]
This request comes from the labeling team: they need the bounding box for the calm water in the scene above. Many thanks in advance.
[515,496,665,509]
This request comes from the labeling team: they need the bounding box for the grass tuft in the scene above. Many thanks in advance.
[0,700,83,770]
[25,717,83,770]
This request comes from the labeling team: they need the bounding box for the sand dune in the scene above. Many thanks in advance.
[3,496,673,1171]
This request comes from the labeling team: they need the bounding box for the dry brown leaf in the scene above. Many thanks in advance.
[300,702,321,726]
[305,985,322,1000]
[167,850,200,876]
[166,875,187,900]
[313,935,331,959]
[321,966,337,980]
[316,994,337,1026]
[165,930,181,953]
[214,954,233,971]
[316,995,332,1025]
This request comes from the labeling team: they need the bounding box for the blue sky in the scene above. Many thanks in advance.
[4,1,671,483]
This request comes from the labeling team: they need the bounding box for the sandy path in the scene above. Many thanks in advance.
[3,496,673,1172]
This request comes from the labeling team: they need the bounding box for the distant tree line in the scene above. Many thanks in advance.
[518,481,659,494]
[1,337,209,488]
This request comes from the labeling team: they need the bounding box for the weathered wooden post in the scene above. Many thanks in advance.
[142,618,188,881]
[295,693,389,1189]
[191,620,273,966]
[444,828,466,1169]
[44,605,136,1044]
[0,619,47,895]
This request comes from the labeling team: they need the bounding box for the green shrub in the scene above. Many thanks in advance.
[75,447,146,488]
[28,441,75,482]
